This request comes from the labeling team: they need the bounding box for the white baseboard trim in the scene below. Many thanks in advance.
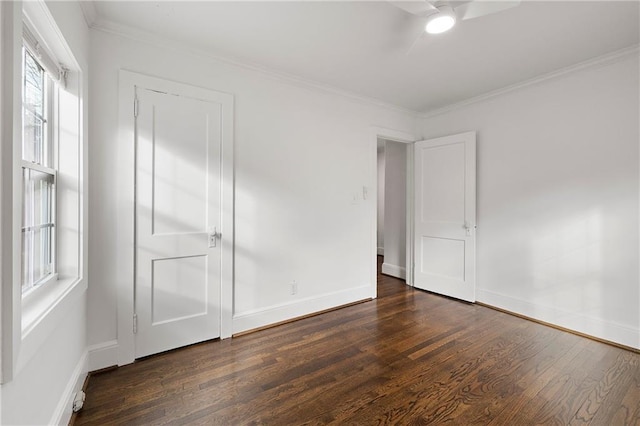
[88,339,119,372]
[381,263,406,280]
[478,289,640,350]
[51,349,88,426]
[377,247,384,256]
[232,285,372,335]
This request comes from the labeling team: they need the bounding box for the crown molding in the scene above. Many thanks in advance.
[90,18,421,118]
[78,0,97,29]
[421,44,640,119]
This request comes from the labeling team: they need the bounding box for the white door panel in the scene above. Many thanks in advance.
[151,255,208,324]
[419,236,465,280]
[413,132,476,302]
[135,87,222,358]
[419,142,465,225]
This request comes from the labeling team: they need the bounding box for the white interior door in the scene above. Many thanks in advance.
[135,86,223,358]
[413,131,476,302]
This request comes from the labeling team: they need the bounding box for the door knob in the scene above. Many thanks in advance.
[208,227,220,247]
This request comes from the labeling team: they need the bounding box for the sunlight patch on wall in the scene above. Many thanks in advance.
[531,209,603,316]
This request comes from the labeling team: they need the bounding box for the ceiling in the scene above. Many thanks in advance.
[89,1,640,113]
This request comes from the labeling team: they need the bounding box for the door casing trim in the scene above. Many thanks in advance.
[116,70,234,366]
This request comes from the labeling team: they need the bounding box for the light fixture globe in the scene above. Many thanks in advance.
[425,5,456,34]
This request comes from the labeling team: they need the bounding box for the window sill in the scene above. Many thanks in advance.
[22,274,85,338]
[15,275,86,375]
[22,272,58,299]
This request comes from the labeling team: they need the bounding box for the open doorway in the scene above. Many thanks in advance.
[377,138,409,281]
[369,127,416,297]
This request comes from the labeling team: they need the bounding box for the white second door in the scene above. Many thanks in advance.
[413,132,476,302]
[135,86,224,358]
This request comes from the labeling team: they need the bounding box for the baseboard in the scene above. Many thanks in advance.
[233,298,370,337]
[377,247,384,256]
[478,289,640,350]
[88,339,119,372]
[50,350,88,426]
[232,285,372,335]
[381,263,406,279]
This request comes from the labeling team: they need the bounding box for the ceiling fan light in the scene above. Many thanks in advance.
[425,6,456,34]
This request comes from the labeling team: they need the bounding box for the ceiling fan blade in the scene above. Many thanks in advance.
[405,31,426,55]
[455,0,520,21]
[388,0,438,17]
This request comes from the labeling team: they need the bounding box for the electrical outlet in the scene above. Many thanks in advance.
[291,281,298,295]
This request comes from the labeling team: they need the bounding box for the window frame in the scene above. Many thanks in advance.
[20,45,58,296]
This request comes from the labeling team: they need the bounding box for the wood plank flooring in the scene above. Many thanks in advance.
[75,258,640,425]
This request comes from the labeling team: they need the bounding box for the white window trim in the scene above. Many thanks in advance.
[22,22,64,85]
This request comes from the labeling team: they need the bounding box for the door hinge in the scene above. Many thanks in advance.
[133,98,139,117]
[133,313,138,334]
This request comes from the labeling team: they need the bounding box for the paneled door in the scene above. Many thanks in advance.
[413,132,476,302]
[134,85,225,358]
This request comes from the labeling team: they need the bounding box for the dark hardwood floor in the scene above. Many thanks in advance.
[76,257,639,425]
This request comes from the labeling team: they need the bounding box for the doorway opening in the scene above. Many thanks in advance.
[377,138,409,282]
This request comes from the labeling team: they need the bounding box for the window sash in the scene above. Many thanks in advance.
[21,167,56,294]
[21,44,57,295]
[22,48,53,168]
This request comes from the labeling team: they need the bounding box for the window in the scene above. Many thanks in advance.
[1,2,85,384]
[21,46,57,294]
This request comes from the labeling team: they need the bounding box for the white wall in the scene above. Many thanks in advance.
[419,53,640,349]
[1,300,86,425]
[381,140,407,279]
[377,141,385,255]
[0,1,90,425]
[0,0,6,416]
[88,28,417,365]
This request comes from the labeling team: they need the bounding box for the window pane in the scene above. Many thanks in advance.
[22,168,54,227]
[22,224,53,293]
[24,50,44,115]
[22,48,49,166]
[22,168,54,293]
[23,109,44,165]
